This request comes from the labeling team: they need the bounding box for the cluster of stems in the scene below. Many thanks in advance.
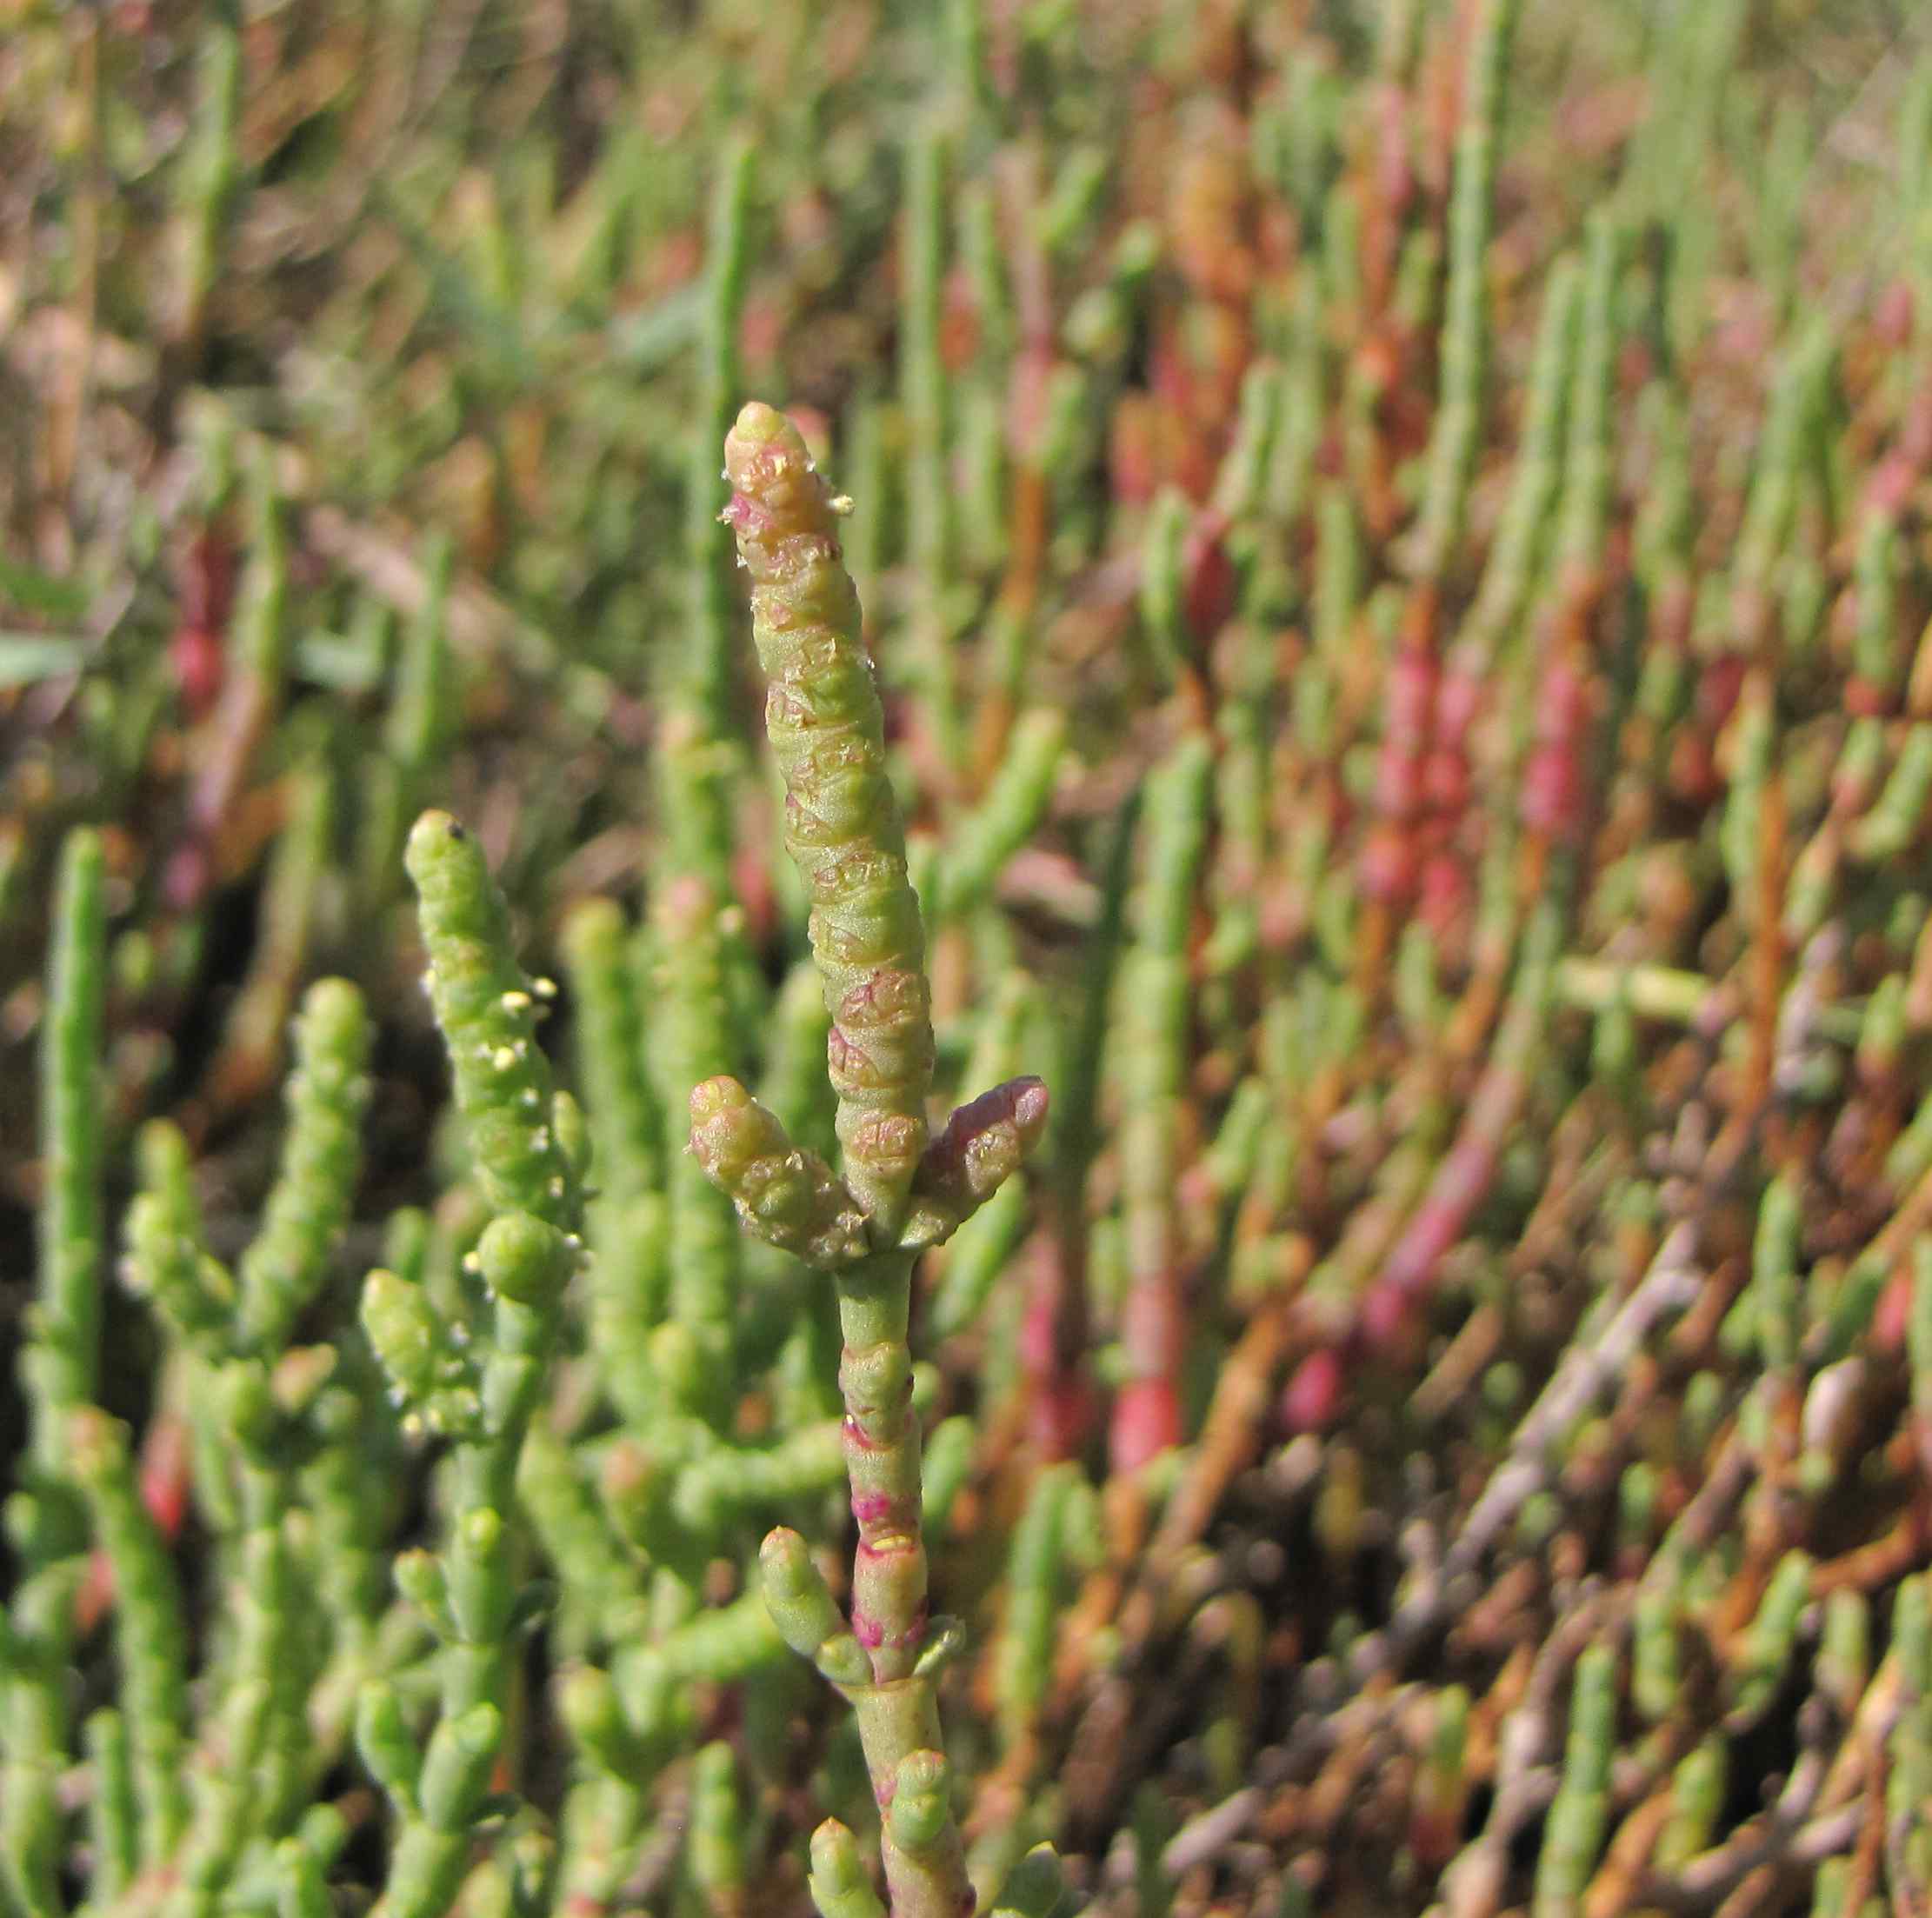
[17,5,1932,1915]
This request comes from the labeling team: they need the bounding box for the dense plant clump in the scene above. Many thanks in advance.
[7,3,1932,1914]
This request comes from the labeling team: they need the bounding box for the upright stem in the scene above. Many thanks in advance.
[4,829,105,1918]
[722,400,935,1242]
[834,1252,927,1683]
[712,402,1056,1917]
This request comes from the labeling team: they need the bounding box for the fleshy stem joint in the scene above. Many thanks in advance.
[696,402,1056,1918]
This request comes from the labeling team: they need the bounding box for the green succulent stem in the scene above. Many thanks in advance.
[365,816,584,1918]
[722,400,935,1240]
[3,829,106,1917]
[716,402,1056,1916]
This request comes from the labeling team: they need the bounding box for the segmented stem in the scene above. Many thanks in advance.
[723,402,934,1239]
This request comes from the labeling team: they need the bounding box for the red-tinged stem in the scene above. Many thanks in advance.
[1362,912,1556,1349]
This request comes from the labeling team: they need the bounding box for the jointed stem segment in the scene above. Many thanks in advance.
[722,400,935,1243]
[704,402,1058,1918]
[358,815,585,1918]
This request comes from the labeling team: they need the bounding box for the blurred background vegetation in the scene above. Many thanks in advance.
[9,2,1932,1912]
